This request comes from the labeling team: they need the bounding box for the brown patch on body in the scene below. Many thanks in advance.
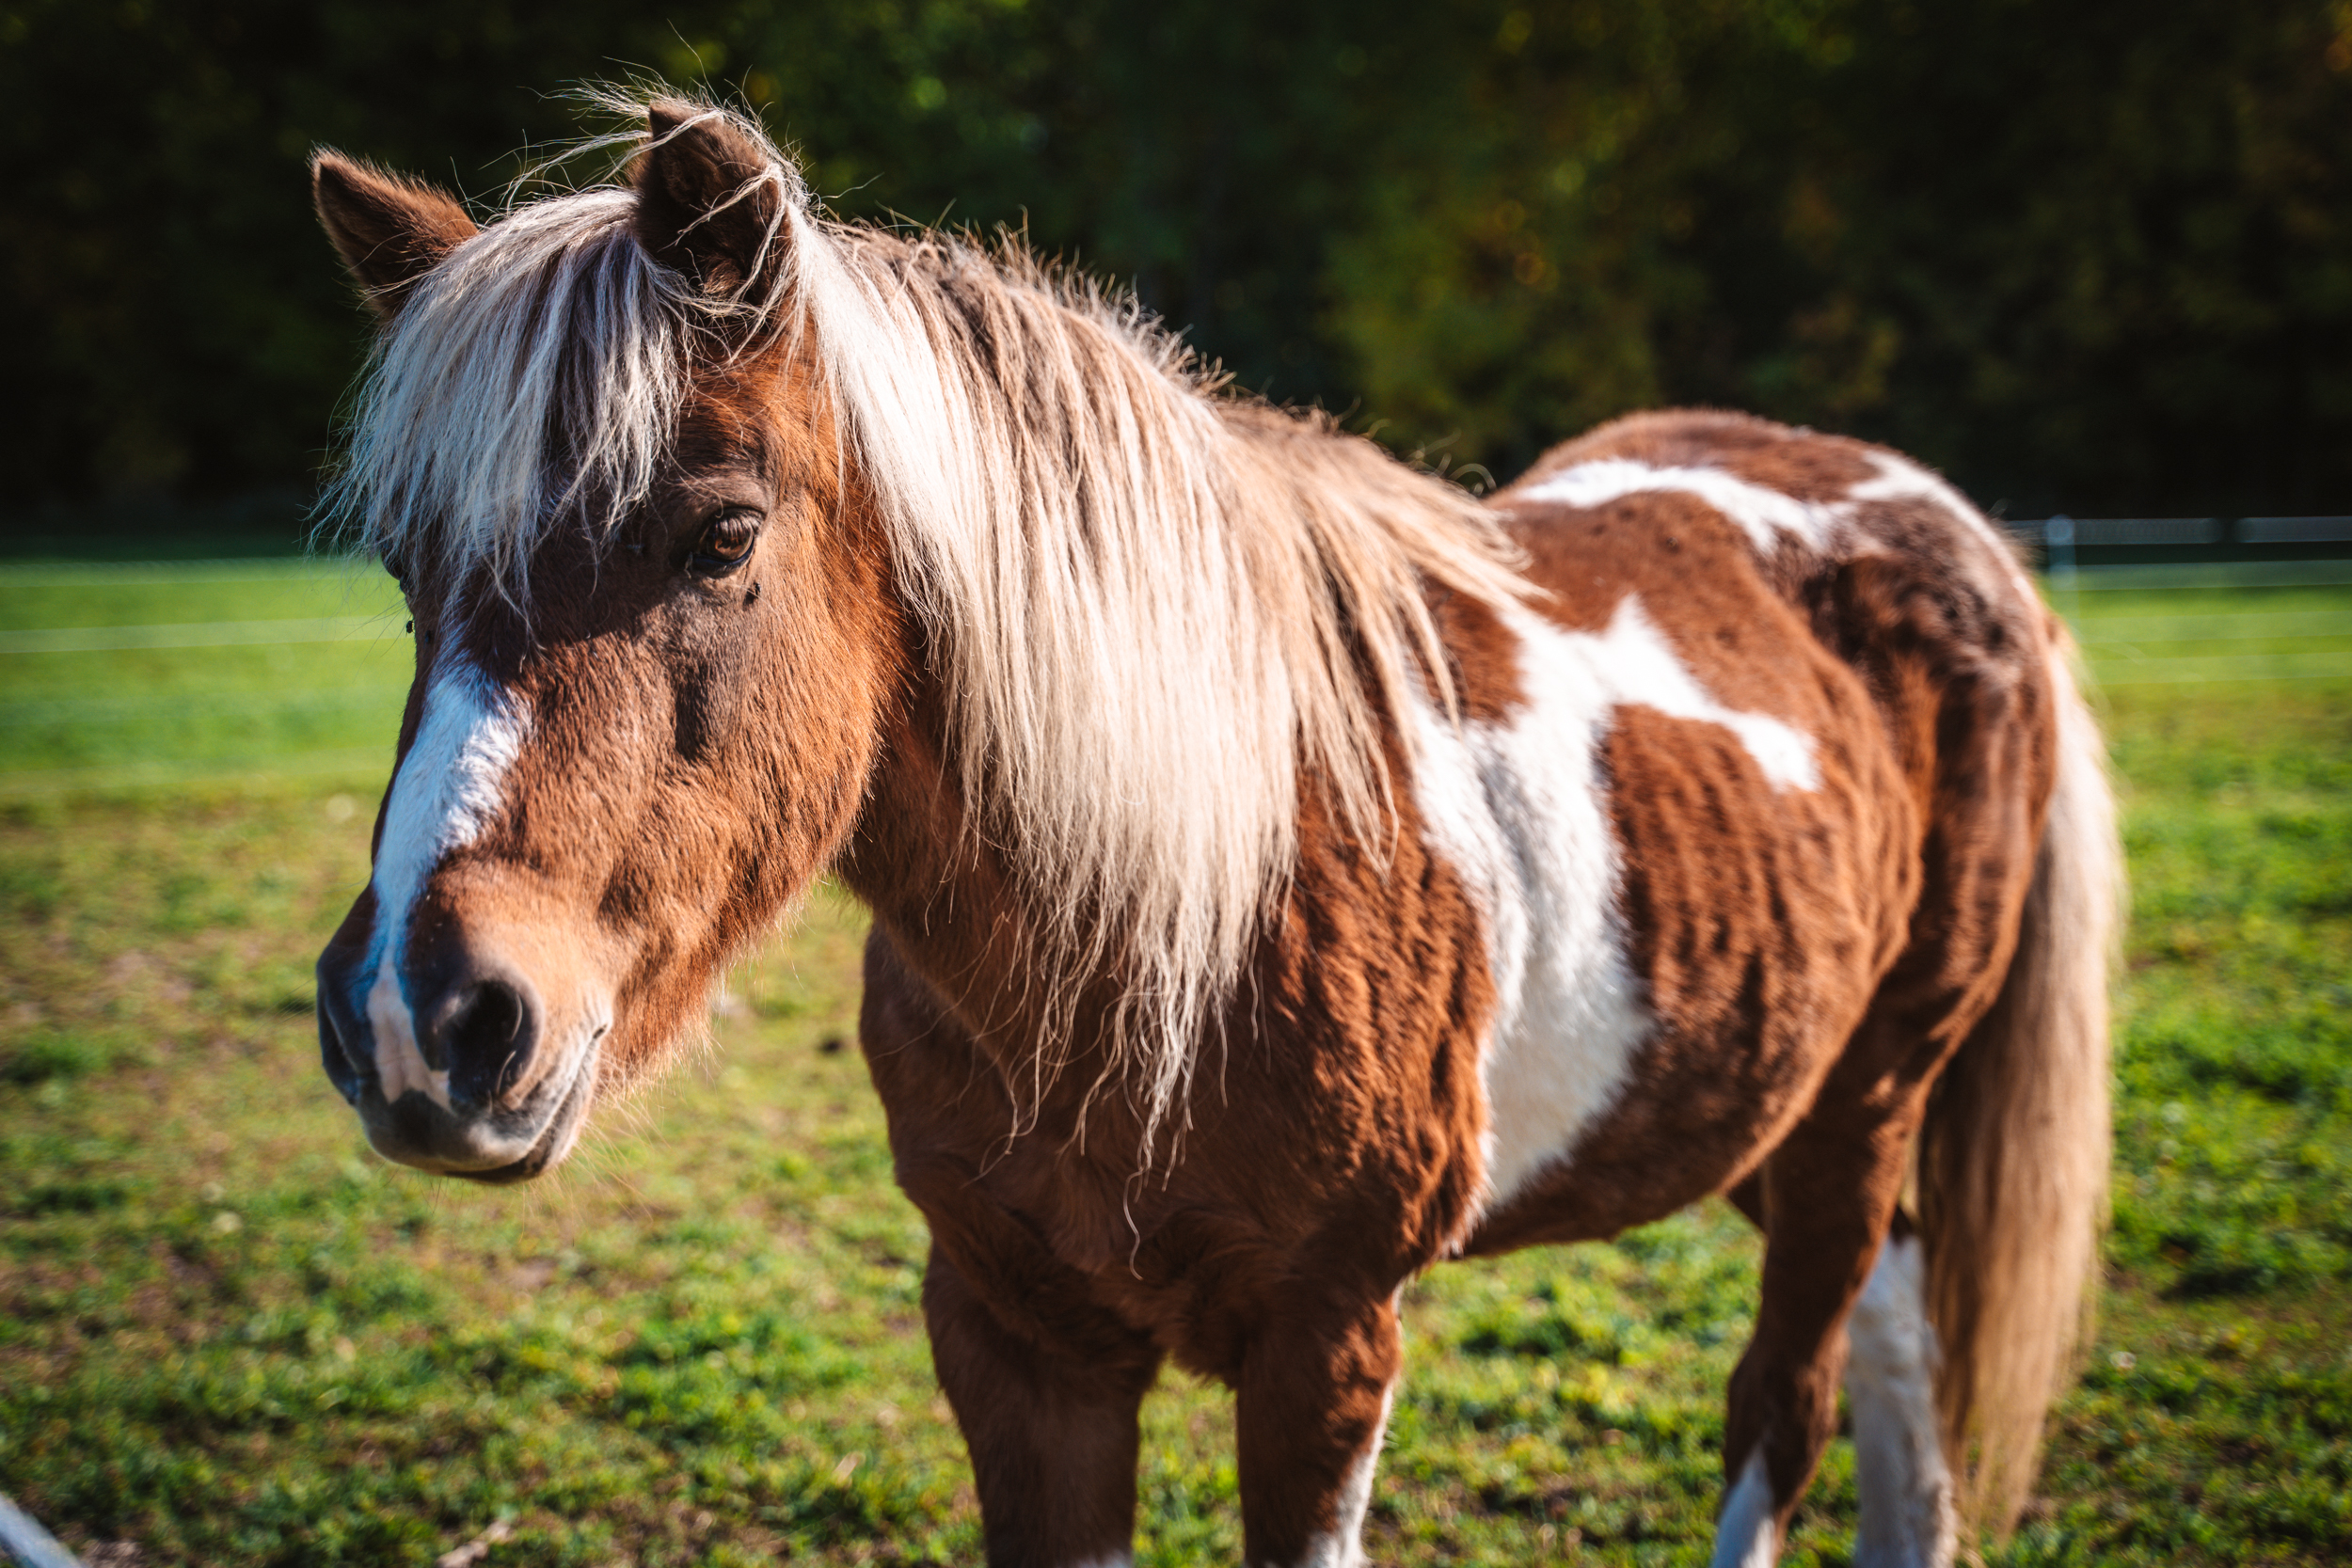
[1478,409,2064,1536]
[1459,478,1919,1250]
[849,406,2067,1554]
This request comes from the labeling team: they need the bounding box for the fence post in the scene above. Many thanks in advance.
[2045,513,2077,625]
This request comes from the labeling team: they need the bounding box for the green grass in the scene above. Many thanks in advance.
[0,562,410,791]
[2,569,2348,1565]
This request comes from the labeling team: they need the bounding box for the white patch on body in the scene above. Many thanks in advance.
[1845,1233,1957,1568]
[1410,596,1819,1216]
[362,661,529,1108]
[1583,598,1819,792]
[1515,458,1843,553]
[1518,451,2033,616]
[1711,1449,1781,1568]
[1290,1384,1393,1568]
[1840,450,2039,605]
[1840,450,1979,523]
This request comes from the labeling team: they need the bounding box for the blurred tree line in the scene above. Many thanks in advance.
[5,0,2349,534]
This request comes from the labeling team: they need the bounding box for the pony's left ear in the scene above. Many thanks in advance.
[311,151,478,320]
[632,99,788,300]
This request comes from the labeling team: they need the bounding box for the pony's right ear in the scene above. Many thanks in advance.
[310,150,478,319]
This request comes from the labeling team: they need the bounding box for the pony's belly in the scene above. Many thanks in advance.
[1452,686,1904,1252]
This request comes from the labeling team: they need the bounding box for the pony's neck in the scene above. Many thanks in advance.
[835,659,1125,1078]
[812,230,1524,1143]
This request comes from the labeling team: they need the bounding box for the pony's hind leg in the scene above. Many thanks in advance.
[1710,1116,1916,1568]
[1843,1214,1956,1568]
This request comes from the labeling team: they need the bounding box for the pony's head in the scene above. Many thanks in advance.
[310,101,900,1180]
[310,93,1524,1182]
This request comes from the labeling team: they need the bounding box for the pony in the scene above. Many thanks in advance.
[309,94,2117,1568]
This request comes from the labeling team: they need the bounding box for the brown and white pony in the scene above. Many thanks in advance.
[310,96,2117,1568]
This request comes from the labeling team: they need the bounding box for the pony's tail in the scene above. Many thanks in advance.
[1917,626,2120,1543]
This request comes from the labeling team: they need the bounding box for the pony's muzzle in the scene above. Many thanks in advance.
[316,974,373,1108]
[314,899,609,1182]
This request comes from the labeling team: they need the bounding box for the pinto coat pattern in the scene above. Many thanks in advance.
[310,96,2116,1568]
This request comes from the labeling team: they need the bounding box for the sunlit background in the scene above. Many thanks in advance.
[2,5,2347,1566]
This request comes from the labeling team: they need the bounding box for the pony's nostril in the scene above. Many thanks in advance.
[437,978,536,1111]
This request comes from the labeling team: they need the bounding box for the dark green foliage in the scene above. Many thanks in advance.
[1326,0,2352,513]
[5,0,2350,533]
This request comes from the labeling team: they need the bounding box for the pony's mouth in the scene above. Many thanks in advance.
[333,1024,600,1184]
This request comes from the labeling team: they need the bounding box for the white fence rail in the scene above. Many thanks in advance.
[2012,515,2352,584]
[1996,524,2352,685]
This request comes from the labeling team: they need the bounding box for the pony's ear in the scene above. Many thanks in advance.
[311,151,477,319]
[631,100,787,299]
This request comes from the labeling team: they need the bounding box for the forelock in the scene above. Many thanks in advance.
[326,101,809,596]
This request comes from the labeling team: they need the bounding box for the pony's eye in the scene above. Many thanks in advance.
[690,510,762,576]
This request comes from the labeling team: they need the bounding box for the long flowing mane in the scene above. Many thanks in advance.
[330,97,1529,1141]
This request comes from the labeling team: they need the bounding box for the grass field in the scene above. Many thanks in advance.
[2,561,2348,1566]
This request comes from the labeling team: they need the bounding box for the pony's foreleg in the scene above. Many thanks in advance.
[921,1243,1163,1568]
[1711,1119,1914,1568]
[1234,1291,1402,1568]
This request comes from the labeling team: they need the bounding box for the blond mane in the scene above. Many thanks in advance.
[331,96,1528,1145]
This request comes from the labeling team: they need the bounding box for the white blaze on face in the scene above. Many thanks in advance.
[1410,596,1820,1221]
[362,659,530,1108]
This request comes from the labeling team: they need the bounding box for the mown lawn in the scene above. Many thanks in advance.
[1,565,2347,1565]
